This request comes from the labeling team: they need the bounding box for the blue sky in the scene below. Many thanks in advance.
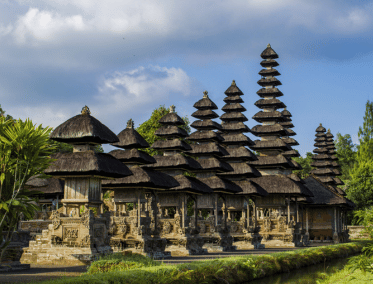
[0,0,372,156]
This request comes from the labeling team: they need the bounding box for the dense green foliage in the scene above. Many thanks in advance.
[292,152,313,178]
[29,242,366,284]
[136,105,190,156]
[335,133,357,181]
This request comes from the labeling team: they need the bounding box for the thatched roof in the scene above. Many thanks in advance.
[222,103,246,112]
[256,87,283,98]
[223,95,243,104]
[325,131,334,138]
[45,151,132,178]
[249,155,294,169]
[279,121,294,128]
[101,165,178,189]
[281,108,291,117]
[191,109,219,120]
[111,127,149,149]
[259,68,280,77]
[314,137,327,142]
[313,148,329,154]
[333,168,342,175]
[221,122,250,133]
[312,153,331,160]
[50,111,119,144]
[251,139,291,151]
[333,177,344,185]
[233,180,268,196]
[159,112,185,126]
[249,175,313,197]
[251,124,288,136]
[254,98,286,109]
[316,133,325,137]
[287,173,305,183]
[310,168,334,175]
[257,77,282,87]
[108,149,156,165]
[193,94,218,110]
[171,175,213,194]
[289,159,302,170]
[152,139,192,151]
[252,111,283,122]
[314,142,328,147]
[219,146,258,161]
[316,176,335,184]
[220,112,248,122]
[144,153,202,171]
[282,149,300,157]
[316,124,326,133]
[154,126,188,138]
[285,128,296,136]
[191,119,222,130]
[311,160,333,167]
[188,143,229,156]
[218,162,261,178]
[26,177,64,194]
[261,44,279,59]
[221,133,255,146]
[260,59,279,68]
[199,176,242,194]
[224,80,244,96]
[331,162,341,168]
[282,137,299,146]
[187,130,223,142]
[303,176,353,207]
[197,157,233,173]
[328,149,336,154]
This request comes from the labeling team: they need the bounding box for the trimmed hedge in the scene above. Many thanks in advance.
[28,241,369,284]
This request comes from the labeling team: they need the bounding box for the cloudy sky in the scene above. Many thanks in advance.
[1,0,372,155]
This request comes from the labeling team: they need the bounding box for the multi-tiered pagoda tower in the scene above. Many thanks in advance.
[325,129,345,190]
[218,81,267,249]
[249,44,313,247]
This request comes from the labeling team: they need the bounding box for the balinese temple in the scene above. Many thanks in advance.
[280,108,301,159]
[187,91,242,252]
[248,44,313,247]
[325,129,345,191]
[101,119,179,258]
[21,106,132,265]
[217,81,268,249]
[144,105,213,256]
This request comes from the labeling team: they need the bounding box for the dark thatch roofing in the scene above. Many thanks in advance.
[197,158,233,173]
[254,98,286,109]
[281,137,299,146]
[26,177,64,194]
[101,165,178,189]
[251,139,291,151]
[314,142,328,147]
[191,119,222,130]
[187,131,223,142]
[256,87,283,98]
[193,94,218,110]
[313,148,329,154]
[191,109,219,120]
[218,162,261,178]
[249,175,313,197]
[111,127,149,149]
[155,126,188,138]
[221,133,255,146]
[316,133,326,137]
[314,137,327,142]
[159,112,185,126]
[279,121,294,128]
[222,103,246,112]
[310,168,334,175]
[326,131,334,138]
[249,155,294,169]
[285,128,296,136]
[220,112,248,122]
[251,124,288,136]
[261,44,279,59]
[257,77,282,87]
[224,80,244,96]
[303,176,353,207]
[144,153,202,171]
[316,124,326,132]
[282,149,300,157]
[260,59,279,68]
[311,160,334,167]
[151,139,192,151]
[287,173,305,183]
[223,95,243,103]
[333,168,342,175]
[171,175,213,194]
[252,111,283,122]
[312,153,331,160]
[328,149,336,154]
[333,178,344,186]
[281,109,291,117]
[108,149,156,165]
[221,122,250,133]
[317,176,335,184]
[188,143,229,157]
[45,151,132,178]
[199,176,242,194]
[259,68,280,77]
[289,159,302,170]
[50,111,119,144]
[233,180,268,196]
[219,146,258,162]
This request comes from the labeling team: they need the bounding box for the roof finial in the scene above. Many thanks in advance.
[81,105,91,115]
[203,90,208,98]
[170,105,175,113]
[327,128,331,133]
[127,118,134,129]
[284,107,287,110]
[319,123,322,126]
[232,80,236,86]
[267,43,271,48]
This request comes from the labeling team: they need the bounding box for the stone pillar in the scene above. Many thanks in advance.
[295,197,299,223]
[215,194,218,227]
[247,200,250,227]
[287,197,291,224]
[137,193,141,227]
[306,207,309,234]
[194,196,198,230]
[253,201,257,227]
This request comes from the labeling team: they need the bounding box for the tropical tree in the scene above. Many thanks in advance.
[0,117,56,262]
[0,105,13,121]
[292,152,313,179]
[136,105,191,156]
[335,133,357,182]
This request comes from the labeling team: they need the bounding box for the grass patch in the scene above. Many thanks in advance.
[317,267,373,284]
[26,241,370,284]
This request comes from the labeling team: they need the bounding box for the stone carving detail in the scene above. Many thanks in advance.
[278,216,286,232]
[64,228,79,239]
[162,221,172,234]
[50,210,61,230]
[263,217,271,232]
[81,235,92,247]
[81,210,94,229]
[199,223,206,234]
